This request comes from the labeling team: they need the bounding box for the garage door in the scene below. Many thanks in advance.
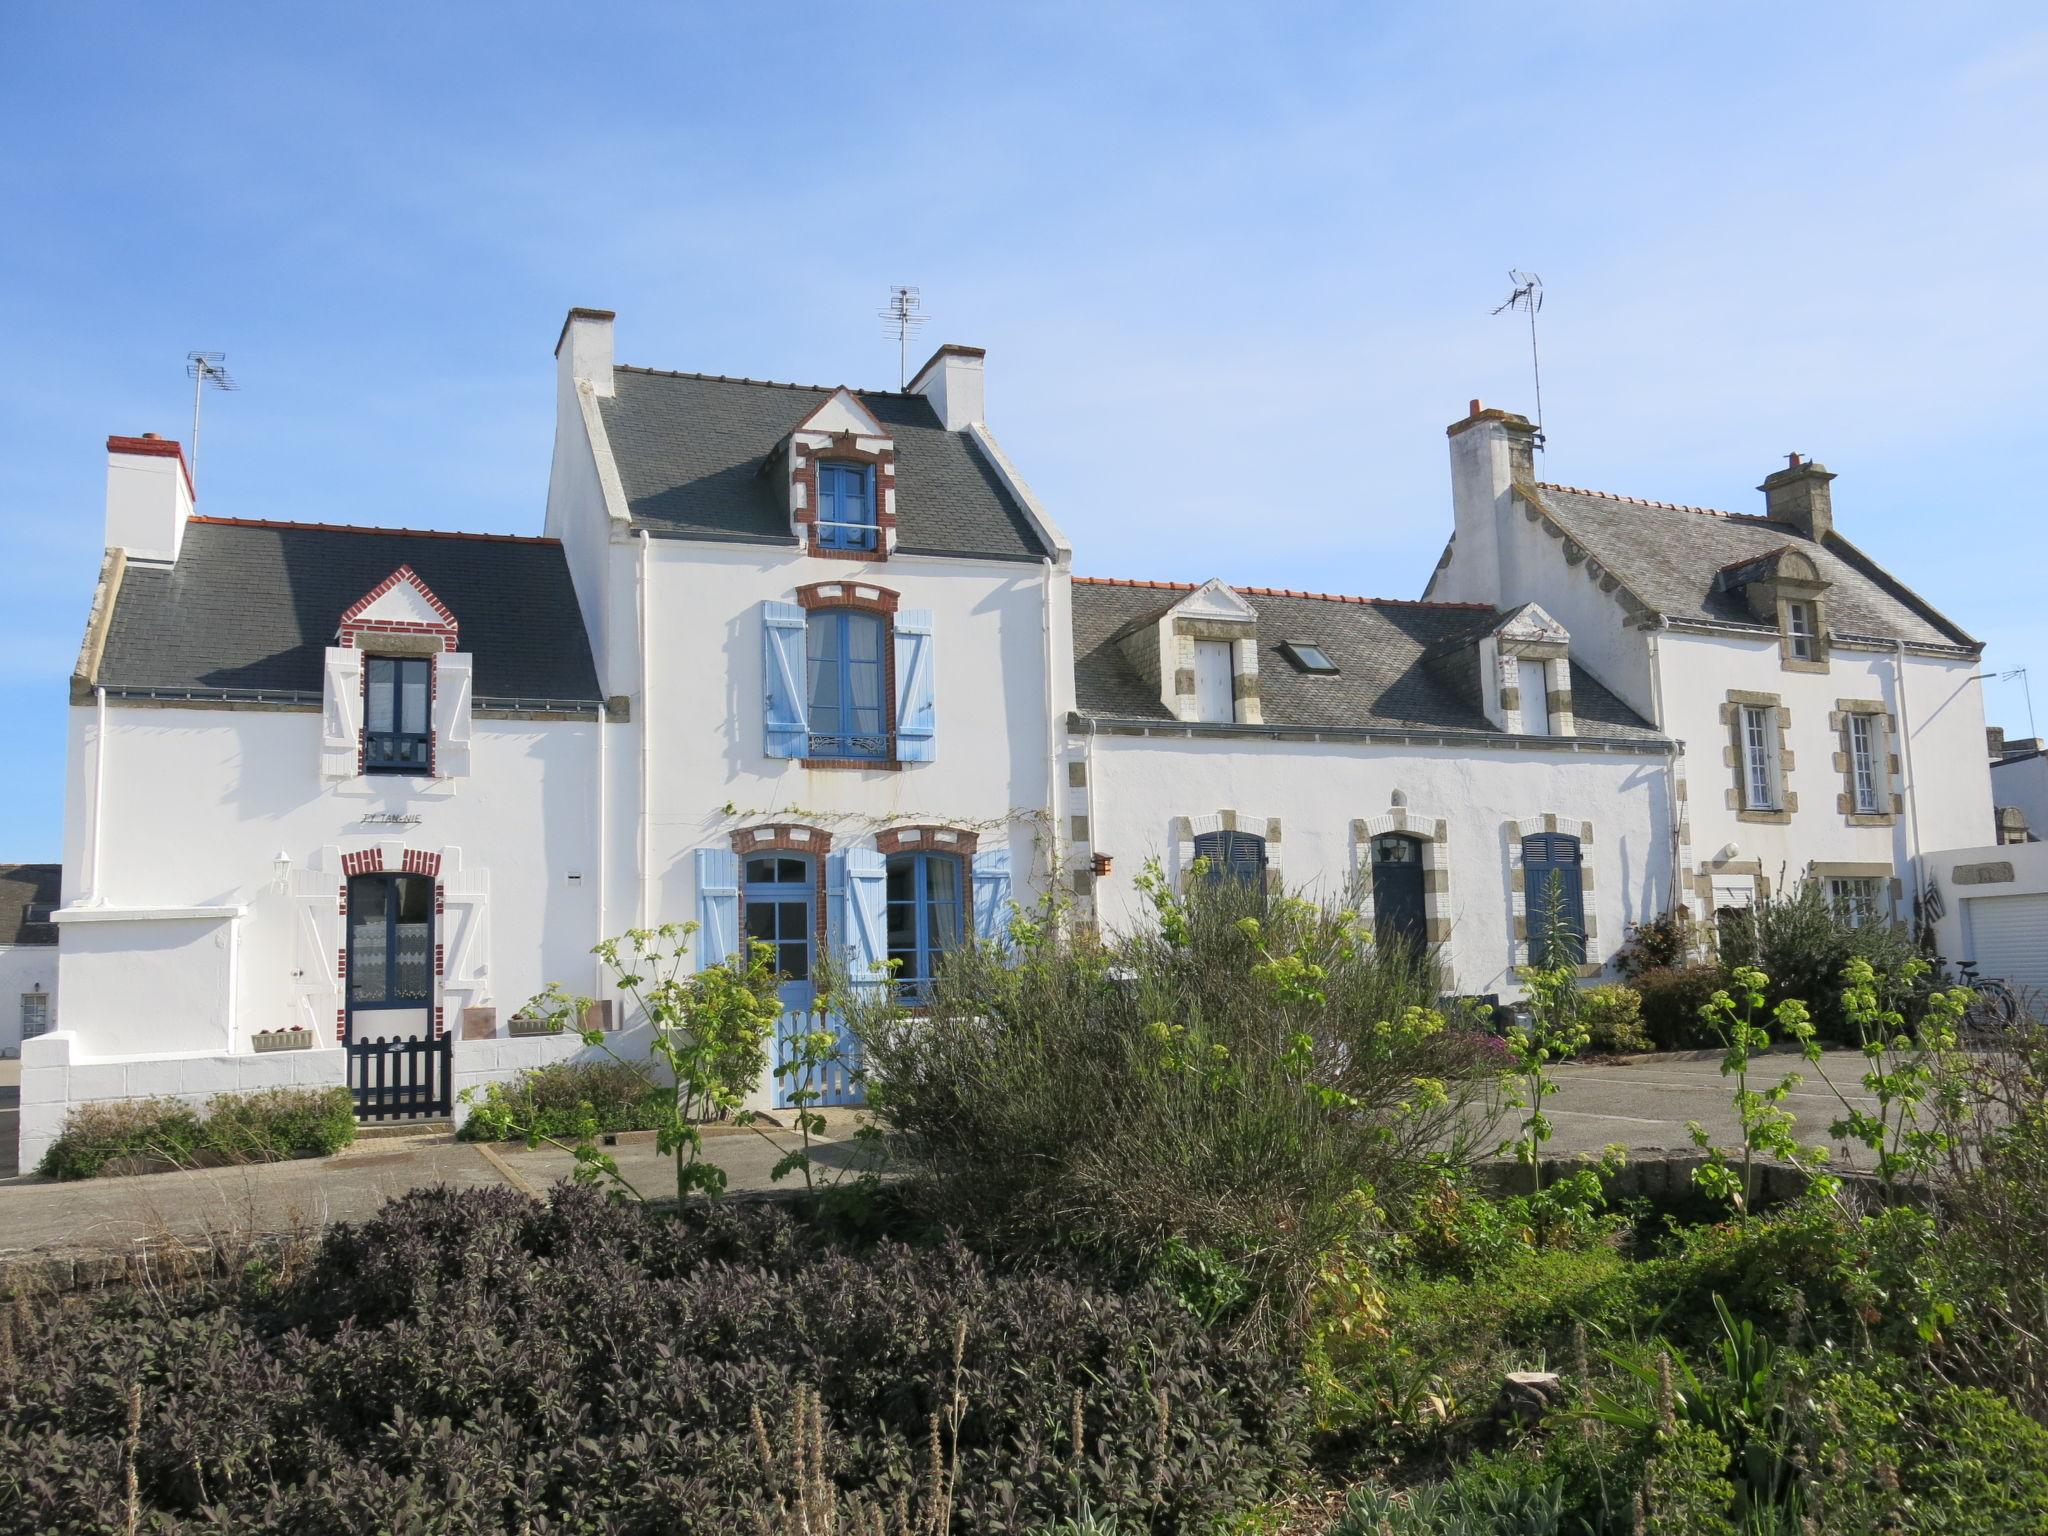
[1966,893,2048,993]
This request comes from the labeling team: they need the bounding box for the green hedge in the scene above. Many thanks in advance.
[456,1059,664,1142]
[37,1085,356,1181]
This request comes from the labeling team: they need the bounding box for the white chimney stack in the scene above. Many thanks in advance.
[104,433,195,564]
[1435,399,1539,606]
[555,306,616,398]
[908,343,985,430]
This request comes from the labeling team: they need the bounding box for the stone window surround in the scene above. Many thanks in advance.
[1504,814,1601,978]
[1809,860,1905,919]
[1495,636,1576,736]
[1351,797,1451,944]
[791,581,903,772]
[1693,857,1771,961]
[791,430,897,563]
[1777,594,1829,673]
[1169,617,1263,725]
[335,845,447,1043]
[1722,690,1797,824]
[1829,699,1903,827]
[1173,810,1283,891]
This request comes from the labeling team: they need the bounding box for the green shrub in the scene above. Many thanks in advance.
[1633,965,1725,1050]
[1719,882,1928,1043]
[855,873,1492,1315]
[37,1086,355,1180]
[1616,908,1697,980]
[1581,983,1652,1054]
[1336,1468,1567,1535]
[457,1059,663,1142]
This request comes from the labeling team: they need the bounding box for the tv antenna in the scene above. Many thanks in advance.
[1490,270,1546,447]
[1973,666,2037,741]
[185,351,239,494]
[879,285,925,388]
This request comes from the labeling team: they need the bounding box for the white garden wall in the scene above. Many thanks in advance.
[0,945,57,1056]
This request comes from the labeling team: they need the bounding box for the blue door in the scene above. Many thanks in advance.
[743,854,815,1020]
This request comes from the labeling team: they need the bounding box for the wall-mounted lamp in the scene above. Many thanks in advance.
[272,850,293,885]
[1090,853,1114,878]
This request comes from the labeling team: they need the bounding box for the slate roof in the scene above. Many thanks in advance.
[94,520,603,705]
[0,864,60,946]
[1523,484,1975,648]
[1071,580,1664,743]
[598,367,1052,561]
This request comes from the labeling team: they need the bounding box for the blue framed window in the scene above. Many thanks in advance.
[807,608,889,759]
[346,872,434,1014]
[364,656,431,773]
[886,851,965,996]
[816,462,876,552]
[1192,830,1267,885]
[1521,833,1586,967]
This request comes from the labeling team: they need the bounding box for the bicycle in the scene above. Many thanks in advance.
[1953,959,2021,1038]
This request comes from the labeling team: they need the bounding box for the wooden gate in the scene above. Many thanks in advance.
[347,1033,453,1122]
[773,1010,865,1110]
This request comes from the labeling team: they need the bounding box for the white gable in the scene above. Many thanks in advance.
[796,387,887,440]
[1167,579,1258,625]
[350,579,449,629]
[1493,600,1570,646]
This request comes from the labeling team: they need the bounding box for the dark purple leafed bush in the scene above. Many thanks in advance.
[0,1185,1303,1533]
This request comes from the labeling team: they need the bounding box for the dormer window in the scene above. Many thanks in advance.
[1192,640,1235,723]
[1787,601,1814,660]
[1279,641,1338,674]
[816,462,877,553]
[364,656,431,774]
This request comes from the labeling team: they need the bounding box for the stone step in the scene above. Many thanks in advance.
[354,1118,454,1140]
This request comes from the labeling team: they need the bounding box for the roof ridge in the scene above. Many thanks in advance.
[614,363,916,399]
[188,516,562,546]
[1534,480,1782,524]
[1071,575,1493,611]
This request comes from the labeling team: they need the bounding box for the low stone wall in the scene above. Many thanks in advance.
[17,1030,345,1172]
[1476,1146,1843,1213]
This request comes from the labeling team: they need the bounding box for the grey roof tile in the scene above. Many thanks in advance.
[96,520,602,703]
[1526,484,1974,648]
[0,864,60,945]
[598,367,1051,561]
[1071,580,1663,743]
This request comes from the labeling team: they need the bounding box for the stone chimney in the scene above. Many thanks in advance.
[1988,726,2007,761]
[908,343,985,430]
[1759,453,1836,542]
[555,306,616,398]
[104,433,194,563]
[1435,399,1539,606]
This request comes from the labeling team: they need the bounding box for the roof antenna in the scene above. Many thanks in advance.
[1490,271,1546,449]
[879,285,925,389]
[185,351,239,495]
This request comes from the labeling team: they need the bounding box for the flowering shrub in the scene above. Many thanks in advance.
[36,1085,354,1180]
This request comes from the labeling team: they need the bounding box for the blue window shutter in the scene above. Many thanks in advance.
[895,609,936,762]
[763,601,809,758]
[694,847,740,972]
[972,843,1013,946]
[844,846,889,998]
[1520,835,1585,965]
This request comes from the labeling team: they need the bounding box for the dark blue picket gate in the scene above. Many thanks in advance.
[347,1033,452,1121]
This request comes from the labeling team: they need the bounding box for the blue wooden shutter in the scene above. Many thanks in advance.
[844,846,889,999]
[763,602,809,758]
[694,847,740,972]
[972,843,1013,946]
[894,609,935,762]
[1521,835,1584,965]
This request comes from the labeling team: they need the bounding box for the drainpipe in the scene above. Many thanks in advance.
[87,684,109,903]
[1645,621,1685,918]
[594,683,608,999]
[1894,638,1924,929]
[1041,557,1059,912]
[637,530,653,930]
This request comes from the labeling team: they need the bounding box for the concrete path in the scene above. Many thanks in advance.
[0,1053,1891,1258]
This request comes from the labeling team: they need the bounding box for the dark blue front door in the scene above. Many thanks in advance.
[1372,835,1427,955]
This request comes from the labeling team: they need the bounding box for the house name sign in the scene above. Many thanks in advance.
[357,813,424,826]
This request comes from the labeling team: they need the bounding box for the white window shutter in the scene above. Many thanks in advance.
[321,646,363,781]
[440,876,491,1022]
[433,652,474,778]
[694,847,740,971]
[289,873,343,1036]
[971,843,1013,947]
[844,846,889,999]
[894,609,936,761]
[762,602,809,758]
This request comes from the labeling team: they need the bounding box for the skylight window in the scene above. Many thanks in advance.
[1279,641,1338,674]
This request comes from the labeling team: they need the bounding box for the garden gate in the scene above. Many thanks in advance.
[347,1033,453,1122]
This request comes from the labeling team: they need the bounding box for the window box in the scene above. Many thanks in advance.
[508,1015,564,1037]
[252,1028,314,1053]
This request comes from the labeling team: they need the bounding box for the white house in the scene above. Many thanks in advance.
[1991,737,2046,844]
[1423,402,1995,953]
[22,317,2015,1167]
[0,865,59,1057]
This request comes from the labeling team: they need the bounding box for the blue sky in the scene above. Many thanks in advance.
[2,3,2043,860]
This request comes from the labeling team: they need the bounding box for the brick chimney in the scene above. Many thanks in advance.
[1435,399,1539,606]
[104,433,194,563]
[908,343,985,430]
[1759,452,1836,543]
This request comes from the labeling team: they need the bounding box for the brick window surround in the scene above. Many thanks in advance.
[1504,814,1601,978]
[793,582,903,771]
[340,566,458,779]
[335,846,446,1042]
[730,825,835,954]
[792,431,897,562]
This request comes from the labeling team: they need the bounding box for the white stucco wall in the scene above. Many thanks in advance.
[0,945,58,1055]
[1077,729,1676,999]
[1924,839,2048,982]
[1992,753,2048,842]
[58,702,604,1056]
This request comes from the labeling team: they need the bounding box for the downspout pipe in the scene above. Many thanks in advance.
[1042,557,1059,912]
[88,684,109,904]
[1646,620,1686,918]
[1894,638,1924,932]
[594,684,608,999]
[637,530,653,931]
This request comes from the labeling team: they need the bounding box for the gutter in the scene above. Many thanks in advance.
[1066,712,1674,756]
